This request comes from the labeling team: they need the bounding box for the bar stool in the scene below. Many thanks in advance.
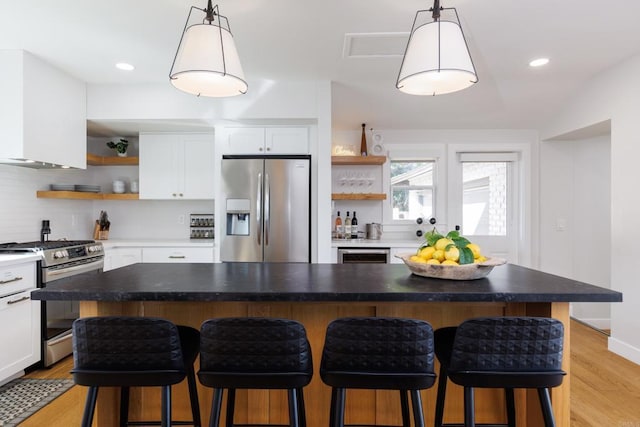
[433,317,566,427]
[71,316,202,427]
[198,317,313,427]
[320,317,437,427]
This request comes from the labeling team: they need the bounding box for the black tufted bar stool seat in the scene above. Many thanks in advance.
[71,316,201,427]
[433,317,566,427]
[320,317,437,427]
[198,317,313,427]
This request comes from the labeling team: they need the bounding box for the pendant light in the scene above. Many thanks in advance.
[170,0,247,97]
[396,0,478,96]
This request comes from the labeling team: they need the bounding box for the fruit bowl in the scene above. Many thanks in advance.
[395,253,507,280]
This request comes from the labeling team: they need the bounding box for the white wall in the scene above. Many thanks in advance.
[539,135,611,329]
[542,53,640,363]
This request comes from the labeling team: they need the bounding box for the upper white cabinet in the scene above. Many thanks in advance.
[0,50,86,168]
[219,127,309,155]
[139,133,214,200]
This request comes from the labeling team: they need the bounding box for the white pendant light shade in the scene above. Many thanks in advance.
[396,5,478,96]
[171,23,247,97]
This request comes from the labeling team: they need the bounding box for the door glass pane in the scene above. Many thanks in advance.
[390,162,434,220]
[462,162,507,236]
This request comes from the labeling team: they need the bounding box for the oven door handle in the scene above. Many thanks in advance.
[338,249,390,255]
[44,259,104,282]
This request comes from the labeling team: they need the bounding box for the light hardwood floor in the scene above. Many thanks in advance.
[18,320,640,426]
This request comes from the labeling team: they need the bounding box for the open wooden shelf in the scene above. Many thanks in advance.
[37,191,139,200]
[87,153,139,166]
[331,155,386,166]
[332,193,387,200]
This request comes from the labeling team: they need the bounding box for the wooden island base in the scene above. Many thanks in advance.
[80,300,570,427]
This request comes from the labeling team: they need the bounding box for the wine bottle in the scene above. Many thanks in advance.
[344,211,352,240]
[351,211,358,239]
[360,123,368,156]
[335,211,343,239]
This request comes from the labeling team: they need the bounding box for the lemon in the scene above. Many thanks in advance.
[466,243,482,259]
[409,255,427,264]
[444,246,460,262]
[432,249,445,262]
[477,255,487,263]
[419,246,436,260]
[426,259,441,265]
[435,238,454,251]
[442,260,459,266]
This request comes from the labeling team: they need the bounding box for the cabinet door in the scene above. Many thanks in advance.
[220,128,265,154]
[142,247,214,263]
[104,248,142,271]
[390,247,417,264]
[182,134,215,199]
[139,134,180,199]
[266,127,309,154]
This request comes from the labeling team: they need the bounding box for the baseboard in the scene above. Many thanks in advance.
[608,336,640,365]
[573,317,610,330]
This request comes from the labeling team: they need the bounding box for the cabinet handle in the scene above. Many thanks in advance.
[266,147,271,151]
[169,255,186,259]
[259,147,263,151]
[0,276,23,285]
[7,295,30,305]
[172,193,177,197]
[179,193,183,197]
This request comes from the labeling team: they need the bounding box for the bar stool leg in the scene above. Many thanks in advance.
[537,388,556,427]
[334,388,346,427]
[288,389,300,427]
[463,387,475,427]
[400,390,410,427]
[210,389,224,427]
[296,388,307,427]
[226,389,236,427]
[410,390,425,427]
[161,385,171,427]
[186,364,202,427]
[505,388,516,427]
[434,363,447,427]
[81,386,99,427]
[119,386,129,427]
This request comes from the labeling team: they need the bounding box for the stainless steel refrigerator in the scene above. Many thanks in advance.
[220,155,311,262]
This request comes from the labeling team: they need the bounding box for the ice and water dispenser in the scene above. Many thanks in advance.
[226,199,250,236]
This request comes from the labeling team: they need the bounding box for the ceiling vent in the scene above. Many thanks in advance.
[343,33,409,58]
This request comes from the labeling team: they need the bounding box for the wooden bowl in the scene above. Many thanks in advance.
[395,253,507,280]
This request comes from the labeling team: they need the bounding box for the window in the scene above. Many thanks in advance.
[461,161,509,236]
[390,160,435,220]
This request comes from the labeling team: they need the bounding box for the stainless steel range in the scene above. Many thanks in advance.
[0,240,104,366]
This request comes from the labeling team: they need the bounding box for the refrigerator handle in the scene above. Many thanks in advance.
[257,172,262,245]
[265,172,270,246]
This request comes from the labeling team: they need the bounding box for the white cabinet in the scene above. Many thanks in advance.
[219,127,309,155]
[390,247,416,264]
[0,260,40,384]
[142,247,214,263]
[0,50,86,168]
[139,133,214,199]
[103,247,142,272]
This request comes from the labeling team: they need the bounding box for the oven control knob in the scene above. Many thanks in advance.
[54,251,63,259]
[88,246,95,253]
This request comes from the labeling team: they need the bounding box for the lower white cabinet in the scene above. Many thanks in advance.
[142,247,214,263]
[390,247,417,264]
[0,260,40,384]
[103,247,142,272]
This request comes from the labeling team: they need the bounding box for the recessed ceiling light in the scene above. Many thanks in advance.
[115,62,135,71]
[529,58,549,67]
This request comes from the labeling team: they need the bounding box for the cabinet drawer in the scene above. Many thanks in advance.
[142,247,214,263]
[0,262,36,295]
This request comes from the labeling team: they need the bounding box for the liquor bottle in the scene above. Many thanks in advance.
[351,211,358,239]
[344,211,352,240]
[335,211,343,239]
[360,123,368,156]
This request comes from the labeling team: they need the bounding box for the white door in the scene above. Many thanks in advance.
[448,152,520,262]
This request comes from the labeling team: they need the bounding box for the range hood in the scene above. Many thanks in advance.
[0,50,86,169]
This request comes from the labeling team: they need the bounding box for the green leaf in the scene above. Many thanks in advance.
[425,232,443,247]
[452,236,471,248]
[417,242,429,252]
[446,230,460,240]
[458,247,474,265]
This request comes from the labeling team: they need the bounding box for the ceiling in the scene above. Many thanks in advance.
[2,0,640,133]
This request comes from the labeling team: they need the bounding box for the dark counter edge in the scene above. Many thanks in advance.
[30,262,623,304]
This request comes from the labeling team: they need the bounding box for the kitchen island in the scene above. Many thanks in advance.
[32,262,621,427]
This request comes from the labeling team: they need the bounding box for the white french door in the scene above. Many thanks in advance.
[448,152,520,263]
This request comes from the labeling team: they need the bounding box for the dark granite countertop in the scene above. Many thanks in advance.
[30,263,622,303]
